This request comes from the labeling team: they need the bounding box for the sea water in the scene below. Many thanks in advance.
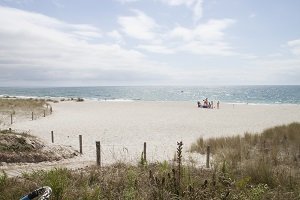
[0,85,299,104]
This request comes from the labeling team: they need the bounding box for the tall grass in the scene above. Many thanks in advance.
[190,122,300,195]
[0,98,49,124]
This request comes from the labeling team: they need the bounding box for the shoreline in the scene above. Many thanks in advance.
[1,95,300,105]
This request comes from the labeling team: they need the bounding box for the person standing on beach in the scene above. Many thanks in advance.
[217,101,220,109]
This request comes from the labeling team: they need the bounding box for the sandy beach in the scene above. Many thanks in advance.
[2,100,298,166]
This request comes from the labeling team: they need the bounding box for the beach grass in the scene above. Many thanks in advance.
[0,98,47,112]
[191,123,300,196]
[0,98,50,124]
[0,129,76,163]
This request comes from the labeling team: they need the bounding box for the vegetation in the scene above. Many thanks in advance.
[191,122,300,199]
[0,98,50,125]
[0,123,299,199]
[0,129,77,163]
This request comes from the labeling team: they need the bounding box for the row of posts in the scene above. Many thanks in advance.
[5,128,211,168]
[49,131,210,168]
[10,108,52,124]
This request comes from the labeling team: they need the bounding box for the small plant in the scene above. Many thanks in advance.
[249,184,268,200]
[44,168,70,200]
[0,171,7,188]
[139,151,147,166]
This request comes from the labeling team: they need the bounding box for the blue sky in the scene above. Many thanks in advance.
[0,0,299,86]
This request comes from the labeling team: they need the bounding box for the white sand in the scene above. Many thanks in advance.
[5,101,300,166]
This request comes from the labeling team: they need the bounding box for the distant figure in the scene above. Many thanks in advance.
[208,102,211,108]
[211,101,214,109]
[197,101,201,108]
[205,98,208,106]
[217,101,220,109]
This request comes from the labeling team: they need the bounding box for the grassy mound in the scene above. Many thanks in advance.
[0,129,77,163]
[0,98,51,125]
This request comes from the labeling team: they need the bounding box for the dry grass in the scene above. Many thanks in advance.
[0,98,50,125]
[0,129,77,163]
[190,122,300,197]
[0,163,264,200]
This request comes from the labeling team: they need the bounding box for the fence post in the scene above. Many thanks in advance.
[32,112,34,120]
[206,145,210,168]
[96,141,101,167]
[51,131,54,143]
[79,135,82,154]
[10,114,13,124]
[143,142,147,162]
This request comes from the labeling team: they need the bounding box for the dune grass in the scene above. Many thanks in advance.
[0,129,76,163]
[0,162,275,200]
[0,98,50,125]
[190,122,300,197]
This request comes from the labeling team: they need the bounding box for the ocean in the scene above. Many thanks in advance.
[0,86,299,104]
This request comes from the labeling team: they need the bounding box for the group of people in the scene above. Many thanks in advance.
[197,98,219,109]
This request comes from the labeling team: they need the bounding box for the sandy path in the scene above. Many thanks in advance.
[2,101,300,176]
[1,156,94,177]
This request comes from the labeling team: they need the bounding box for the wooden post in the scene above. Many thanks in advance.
[143,142,147,162]
[43,110,46,117]
[32,112,34,120]
[79,135,82,154]
[51,131,54,143]
[96,141,101,167]
[10,114,13,124]
[206,145,210,168]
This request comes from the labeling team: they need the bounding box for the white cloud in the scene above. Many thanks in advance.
[167,18,236,55]
[161,0,203,21]
[115,0,204,20]
[137,44,175,54]
[107,30,124,43]
[170,19,235,41]
[0,6,170,86]
[118,10,159,41]
[287,39,300,56]
[116,9,236,56]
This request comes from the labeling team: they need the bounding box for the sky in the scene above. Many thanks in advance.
[0,0,299,86]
